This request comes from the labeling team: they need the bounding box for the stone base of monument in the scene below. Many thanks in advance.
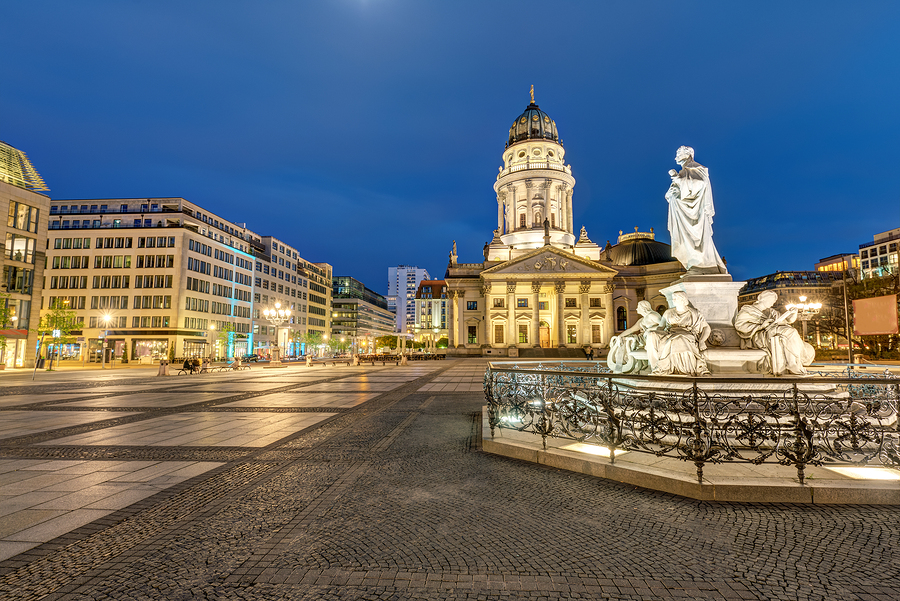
[481,408,899,504]
[630,347,769,375]
[661,276,746,348]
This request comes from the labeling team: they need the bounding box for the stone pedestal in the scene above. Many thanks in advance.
[659,275,766,374]
[661,275,746,348]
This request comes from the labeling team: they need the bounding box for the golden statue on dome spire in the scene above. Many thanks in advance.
[530,85,534,104]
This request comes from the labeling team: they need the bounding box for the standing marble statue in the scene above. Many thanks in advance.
[733,290,815,376]
[607,301,663,373]
[653,291,711,376]
[666,146,727,274]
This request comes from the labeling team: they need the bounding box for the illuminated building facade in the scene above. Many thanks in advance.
[0,139,50,368]
[42,197,331,363]
[444,93,683,356]
[859,228,900,280]
[387,265,430,335]
[413,280,448,347]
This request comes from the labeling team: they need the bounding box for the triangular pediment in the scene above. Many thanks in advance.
[482,245,618,277]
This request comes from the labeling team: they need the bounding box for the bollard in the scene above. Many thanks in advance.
[157,359,170,376]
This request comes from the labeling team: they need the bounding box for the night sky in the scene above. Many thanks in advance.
[3,2,898,294]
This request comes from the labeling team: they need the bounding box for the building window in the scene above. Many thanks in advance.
[592,324,602,343]
[466,301,477,310]
[566,324,577,344]
[518,324,528,344]
[519,214,526,228]
[538,301,548,310]
[467,325,477,344]
[565,298,576,308]
[493,298,504,308]
[616,306,627,331]
[589,298,602,308]
[494,324,504,344]
[517,298,528,308]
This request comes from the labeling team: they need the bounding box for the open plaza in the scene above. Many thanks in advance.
[0,359,898,600]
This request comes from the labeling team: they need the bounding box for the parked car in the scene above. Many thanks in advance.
[243,354,261,362]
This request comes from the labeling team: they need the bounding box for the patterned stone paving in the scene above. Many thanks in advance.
[0,359,896,600]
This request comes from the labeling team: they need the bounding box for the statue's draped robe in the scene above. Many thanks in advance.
[667,161,727,272]
[608,311,662,373]
[734,305,813,376]
[652,306,711,376]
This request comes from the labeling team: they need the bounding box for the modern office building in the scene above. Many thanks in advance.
[387,265,430,335]
[255,235,332,357]
[41,197,331,363]
[332,276,395,353]
[0,139,51,368]
[737,271,845,307]
[859,228,900,280]
[815,253,859,274]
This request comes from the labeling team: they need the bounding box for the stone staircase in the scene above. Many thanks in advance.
[517,347,587,359]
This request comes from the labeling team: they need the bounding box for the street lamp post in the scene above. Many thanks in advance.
[262,302,291,367]
[786,296,822,345]
[100,314,112,369]
[209,323,217,366]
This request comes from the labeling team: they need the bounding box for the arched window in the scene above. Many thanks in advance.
[519,214,526,228]
[616,306,627,331]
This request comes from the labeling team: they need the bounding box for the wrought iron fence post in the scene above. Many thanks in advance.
[792,382,807,485]
[692,381,704,484]
[607,377,617,465]
[484,367,495,438]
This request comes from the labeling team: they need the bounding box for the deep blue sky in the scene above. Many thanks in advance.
[3,2,899,295]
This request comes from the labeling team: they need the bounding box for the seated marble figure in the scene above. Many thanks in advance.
[607,301,662,374]
[733,290,815,376]
[652,291,711,376]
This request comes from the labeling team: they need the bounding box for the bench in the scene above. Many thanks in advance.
[306,358,353,367]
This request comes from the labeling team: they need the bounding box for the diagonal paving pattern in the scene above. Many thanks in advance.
[0,359,897,600]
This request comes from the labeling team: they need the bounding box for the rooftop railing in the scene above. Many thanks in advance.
[484,361,900,484]
[497,160,571,180]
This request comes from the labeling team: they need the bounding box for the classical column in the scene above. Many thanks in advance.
[509,185,517,231]
[555,281,566,347]
[456,290,466,347]
[603,283,615,347]
[525,180,533,228]
[531,281,541,347]
[447,290,456,348]
[566,189,574,235]
[579,280,590,347]
[497,194,505,233]
[506,281,516,347]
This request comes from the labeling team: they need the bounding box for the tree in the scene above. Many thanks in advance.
[376,335,398,350]
[436,337,449,349]
[35,299,84,370]
[302,331,325,355]
[329,337,350,355]
[0,292,13,361]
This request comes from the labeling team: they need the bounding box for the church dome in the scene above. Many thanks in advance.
[608,230,674,266]
[507,103,559,148]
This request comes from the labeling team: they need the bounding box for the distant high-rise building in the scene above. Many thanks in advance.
[387,265,430,335]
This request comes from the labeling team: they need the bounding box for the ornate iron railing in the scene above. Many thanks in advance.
[484,362,900,484]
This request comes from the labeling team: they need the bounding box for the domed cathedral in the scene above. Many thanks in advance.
[444,88,685,357]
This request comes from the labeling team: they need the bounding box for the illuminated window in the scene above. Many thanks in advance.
[566,324,577,344]
[616,306,627,331]
[518,324,528,344]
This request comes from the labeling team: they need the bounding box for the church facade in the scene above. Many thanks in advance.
[444,95,684,356]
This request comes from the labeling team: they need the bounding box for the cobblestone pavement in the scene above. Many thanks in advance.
[0,360,898,600]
